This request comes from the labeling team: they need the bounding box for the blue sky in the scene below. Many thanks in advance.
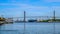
[0,0,60,17]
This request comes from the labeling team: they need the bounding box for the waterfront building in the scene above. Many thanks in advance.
[5,18,13,23]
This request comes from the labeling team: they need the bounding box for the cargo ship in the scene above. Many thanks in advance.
[28,19,37,22]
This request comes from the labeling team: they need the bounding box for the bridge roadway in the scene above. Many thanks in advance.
[5,16,60,19]
[5,16,60,21]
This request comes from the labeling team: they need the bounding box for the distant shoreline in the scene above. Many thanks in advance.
[14,22,60,23]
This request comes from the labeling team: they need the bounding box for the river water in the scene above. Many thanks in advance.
[0,22,60,34]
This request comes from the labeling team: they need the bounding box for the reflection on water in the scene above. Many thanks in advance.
[0,22,60,34]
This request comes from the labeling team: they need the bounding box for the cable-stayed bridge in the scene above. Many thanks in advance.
[5,16,60,21]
